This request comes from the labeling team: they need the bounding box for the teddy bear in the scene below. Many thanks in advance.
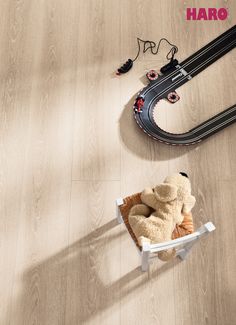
[128,172,196,261]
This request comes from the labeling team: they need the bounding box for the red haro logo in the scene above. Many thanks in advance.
[186,8,228,20]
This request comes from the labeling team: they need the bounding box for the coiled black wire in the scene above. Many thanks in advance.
[132,37,178,62]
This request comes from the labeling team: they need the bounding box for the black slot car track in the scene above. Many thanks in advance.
[133,25,236,145]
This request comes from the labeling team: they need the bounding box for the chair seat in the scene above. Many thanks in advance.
[118,192,194,250]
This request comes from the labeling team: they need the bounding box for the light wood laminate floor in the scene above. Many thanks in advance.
[0,1,235,324]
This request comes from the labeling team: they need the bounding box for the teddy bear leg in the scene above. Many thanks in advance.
[158,249,176,261]
[128,213,149,235]
[129,204,151,230]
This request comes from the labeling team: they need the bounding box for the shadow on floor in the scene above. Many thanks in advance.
[7,219,181,324]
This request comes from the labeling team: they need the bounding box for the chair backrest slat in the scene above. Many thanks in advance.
[149,222,215,253]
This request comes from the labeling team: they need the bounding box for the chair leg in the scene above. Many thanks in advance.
[177,248,188,260]
[141,251,150,271]
[177,222,216,260]
[177,240,197,260]
[116,198,124,224]
[141,242,151,271]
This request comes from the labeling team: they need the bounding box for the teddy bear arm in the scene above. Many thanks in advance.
[141,188,157,209]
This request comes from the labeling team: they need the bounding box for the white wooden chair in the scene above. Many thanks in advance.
[116,197,216,272]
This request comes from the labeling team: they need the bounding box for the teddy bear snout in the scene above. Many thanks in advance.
[179,172,188,178]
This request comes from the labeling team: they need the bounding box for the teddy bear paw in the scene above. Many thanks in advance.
[138,236,151,247]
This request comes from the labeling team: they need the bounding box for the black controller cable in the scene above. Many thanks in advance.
[116,37,178,75]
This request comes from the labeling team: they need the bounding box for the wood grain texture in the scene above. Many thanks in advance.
[0,0,235,324]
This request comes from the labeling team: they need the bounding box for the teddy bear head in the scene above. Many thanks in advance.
[153,172,195,215]
[164,172,192,195]
[153,172,191,199]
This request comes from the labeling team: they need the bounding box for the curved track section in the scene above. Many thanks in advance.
[134,25,236,145]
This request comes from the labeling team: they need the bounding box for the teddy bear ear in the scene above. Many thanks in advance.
[154,184,178,202]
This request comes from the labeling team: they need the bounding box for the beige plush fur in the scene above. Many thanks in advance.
[128,173,196,261]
